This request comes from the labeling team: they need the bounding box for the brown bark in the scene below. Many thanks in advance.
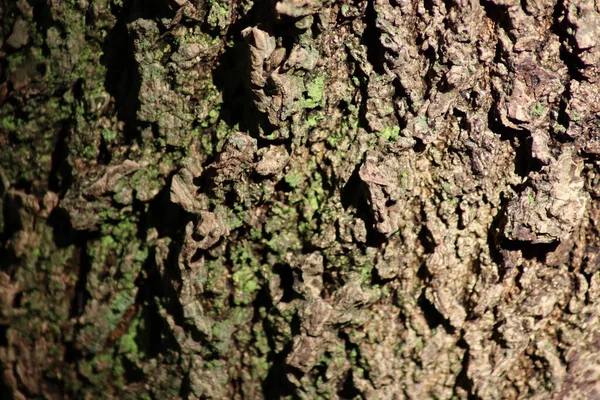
[1,0,600,399]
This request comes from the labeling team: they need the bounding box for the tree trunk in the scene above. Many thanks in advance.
[2,0,600,398]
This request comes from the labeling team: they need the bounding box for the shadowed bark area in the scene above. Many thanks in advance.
[2,0,600,399]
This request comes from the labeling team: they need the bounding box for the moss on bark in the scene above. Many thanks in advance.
[2,0,600,399]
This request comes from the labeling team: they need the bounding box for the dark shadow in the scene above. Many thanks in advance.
[418,224,436,254]
[68,244,91,319]
[132,249,166,360]
[362,0,385,74]
[275,178,295,193]
[179,372,192,400]
[413,137,426,153]
[480,1,514,37]
[392,77,412,117]
[261,340,295,399]
[417,291,444,329]
[48,124,73,197]
[500,239,559,261]
[30,0,55,58]
[340,163,365,208]
[551,0,587,82]
[100,0,153,143]
[417,291,456,334]
[486,192,508,268]
[0,325,7,347]
[0,369,13,400]
[145,175,194,239]
[490,321,510,349]
[370,265,395,287]
[212,36,257,134]
[353,65,373,135]
[47,206,76,248]
[0,213,18,275]
[336,330,362,399]
[337,369,361,400]
[340,163,387,247]
[453,338,480,400]
[273,263,297,303]
[486,106,532,178]
[211,1,282,139]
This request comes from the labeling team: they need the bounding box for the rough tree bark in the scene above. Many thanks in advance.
[2,0,600,399]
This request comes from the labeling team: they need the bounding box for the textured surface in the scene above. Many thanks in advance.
[2,0,600,399]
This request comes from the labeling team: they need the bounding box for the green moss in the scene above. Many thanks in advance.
[284,170,305,188]
[229,243,262,305]
[326,114,359,147]
[211,320,234,351]
[302,75,326,109]
[308,192,319,213]
[206,1,231,31]
[531,102,545,117]
[0,115,20,131]
[441,181,452,195]
[401,170,409,189]
[108,291,136,328]
[200,107,221,128]
[415,338,425,349]
[135,247,148,262]
[119,321,139,356]
[359,265,373,285]
[306,114,324,128]
[108,218,138,240]
[232,268,259,305]
[249,354,270,380]
[8,53,27,69]
[378,125,400,141]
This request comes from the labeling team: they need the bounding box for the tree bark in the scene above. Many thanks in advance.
[2,0,600,398]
